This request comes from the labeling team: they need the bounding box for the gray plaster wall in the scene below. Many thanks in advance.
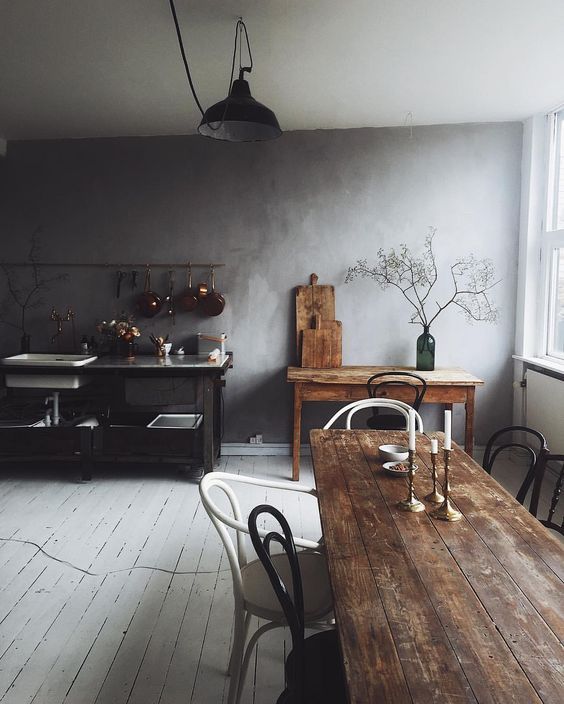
[0,123,522,444]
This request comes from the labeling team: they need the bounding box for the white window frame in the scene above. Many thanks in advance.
[538,108,564,363]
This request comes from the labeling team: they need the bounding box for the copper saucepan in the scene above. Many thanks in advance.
[137,266,162,318]
[201,265,225,317]
[178,262,199,312]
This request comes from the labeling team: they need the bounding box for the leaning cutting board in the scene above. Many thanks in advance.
[301,315,342,368]
[296,274,335,360]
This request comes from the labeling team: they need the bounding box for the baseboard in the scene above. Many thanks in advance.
[222,443,311,456]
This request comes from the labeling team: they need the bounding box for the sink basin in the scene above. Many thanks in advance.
[1,354,97,389]
[1,353,98,367]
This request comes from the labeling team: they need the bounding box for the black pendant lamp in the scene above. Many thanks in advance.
[198,68,281,142]
[169,2,281,142]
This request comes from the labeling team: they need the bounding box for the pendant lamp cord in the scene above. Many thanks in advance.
[168,0,254,130]
[168,0,204,116]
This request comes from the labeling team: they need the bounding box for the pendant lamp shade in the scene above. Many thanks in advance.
[198,76,282,142]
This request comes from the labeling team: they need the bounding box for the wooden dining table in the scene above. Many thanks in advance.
[310,428,564,704]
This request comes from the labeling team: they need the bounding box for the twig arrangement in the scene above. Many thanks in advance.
[345,228,500,327]
[0,229,67,337]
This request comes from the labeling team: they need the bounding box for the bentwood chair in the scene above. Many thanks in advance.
[199,473,333,704]
[529,453,564,535]
[366,371,427,430]
[482,426,548,505]
[248,504,347,704]
[323,398,424,432]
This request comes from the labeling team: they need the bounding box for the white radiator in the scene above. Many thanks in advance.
[526,370,564,453]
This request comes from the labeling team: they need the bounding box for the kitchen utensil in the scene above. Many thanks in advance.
[116,270,125,298]
[131,270,138,291]
[165,269,175,325]
[197,279,208,299]
[137,266,162,318]
[201,265,225,317]
[178,262,199,312]
[301,314,333,367]
[379,444,409,462]
[319,318,342,367]
[295,273,335,361]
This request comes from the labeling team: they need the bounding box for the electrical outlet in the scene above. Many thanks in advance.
[255,434,263,445]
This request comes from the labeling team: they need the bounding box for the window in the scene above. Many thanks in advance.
[542,109,564,360]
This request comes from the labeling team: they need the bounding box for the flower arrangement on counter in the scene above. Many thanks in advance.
[96,312,140,354]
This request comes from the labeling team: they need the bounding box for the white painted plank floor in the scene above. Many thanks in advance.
[0,453,560,704]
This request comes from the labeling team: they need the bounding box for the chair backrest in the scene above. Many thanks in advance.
[199,472,321,608]
[248,504,305,703]
[323,398,424,432]
[367,371,427,410]
[529,453,564,535]
[482,425,548,505]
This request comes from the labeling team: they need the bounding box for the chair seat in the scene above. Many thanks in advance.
[241,550,333,622]
[277,630,347,704]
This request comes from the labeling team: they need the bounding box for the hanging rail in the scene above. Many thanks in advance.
[0,262,225,268]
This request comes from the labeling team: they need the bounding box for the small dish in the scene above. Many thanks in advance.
[379,444,409,462]
[383,461,418,476]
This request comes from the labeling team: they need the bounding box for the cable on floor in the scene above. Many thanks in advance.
[0,536,230,578]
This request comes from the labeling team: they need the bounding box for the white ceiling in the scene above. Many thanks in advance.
[1,0,564,141]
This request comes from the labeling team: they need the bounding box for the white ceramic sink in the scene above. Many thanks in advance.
[1,353,97,367]
[1,354,97,388]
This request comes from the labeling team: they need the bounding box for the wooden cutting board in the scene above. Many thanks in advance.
[301,315,342,368]
[296,274,336,360]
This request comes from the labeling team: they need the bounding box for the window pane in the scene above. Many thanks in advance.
[549,248,564,356]
[557,117,564,229]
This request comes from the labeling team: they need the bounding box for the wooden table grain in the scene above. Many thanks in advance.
[288,366,484,480]
[310,429,564,704]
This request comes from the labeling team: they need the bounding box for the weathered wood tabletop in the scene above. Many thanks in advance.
[310,429,564,704]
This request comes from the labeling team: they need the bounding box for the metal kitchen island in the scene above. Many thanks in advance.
[0,354,231,479]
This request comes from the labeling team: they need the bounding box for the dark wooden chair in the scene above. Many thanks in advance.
[366,371,427,430]
[482,425,548,506]
[248,504,347,704]
[529,453,564,535]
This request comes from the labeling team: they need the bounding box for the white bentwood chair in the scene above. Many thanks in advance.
[323,398,424,432]
[199,472,333,704]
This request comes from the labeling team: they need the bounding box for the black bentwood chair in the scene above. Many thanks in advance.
[248,505,347,704]
[366,371,427,430]
[529,453,564,535]
[482,425,548,506]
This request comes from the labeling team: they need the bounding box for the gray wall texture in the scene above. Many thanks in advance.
[0,123,522,444]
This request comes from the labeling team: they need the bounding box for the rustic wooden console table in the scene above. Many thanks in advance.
[287,366,484,480]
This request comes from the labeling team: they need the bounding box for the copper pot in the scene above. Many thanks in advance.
[201,266,225,317]
[137,267,162,318]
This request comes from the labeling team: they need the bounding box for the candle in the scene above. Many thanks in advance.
[430,437,438,454]
[444,410,452,450]
[408,409,416,451]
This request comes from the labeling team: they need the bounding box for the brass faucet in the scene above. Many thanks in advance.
[50,307,73,344]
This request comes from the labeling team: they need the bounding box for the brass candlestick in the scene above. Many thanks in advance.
[425,450,444,504]
[432,448,462,522]
[397,449,425,512]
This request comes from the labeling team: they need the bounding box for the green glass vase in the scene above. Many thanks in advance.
[416,326,435,371]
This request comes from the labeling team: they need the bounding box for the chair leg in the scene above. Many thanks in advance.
[227,609,248,704]
[228,610,250,676]
[236,621,285,704]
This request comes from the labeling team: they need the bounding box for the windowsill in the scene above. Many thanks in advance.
[513,354,564,376]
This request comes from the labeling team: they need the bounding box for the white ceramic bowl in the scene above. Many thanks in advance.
[379,444,409,462]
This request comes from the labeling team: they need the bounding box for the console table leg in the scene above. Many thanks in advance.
[465,386,476,457]
[292,383,303,481]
